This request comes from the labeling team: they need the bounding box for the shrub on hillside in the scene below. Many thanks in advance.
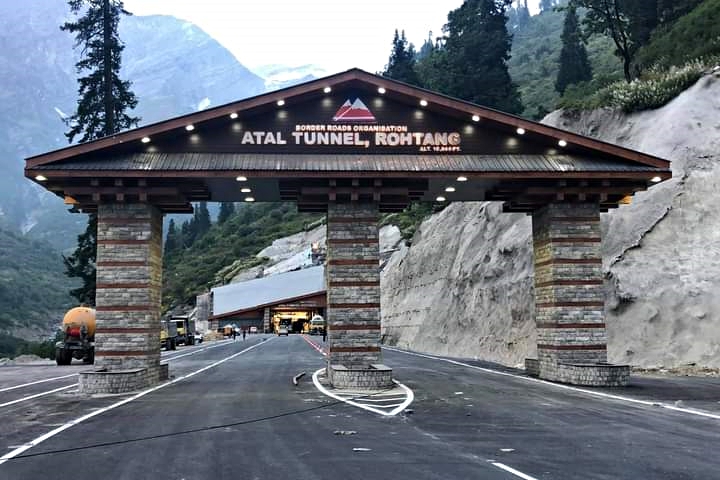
[607,60,707,112]
[560,59,711,112]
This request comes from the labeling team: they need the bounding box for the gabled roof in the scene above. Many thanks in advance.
[211,266,325,320]
[26,68,669,170]
[25,68,671,213]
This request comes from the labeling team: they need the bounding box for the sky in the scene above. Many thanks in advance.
[123,0,540,76]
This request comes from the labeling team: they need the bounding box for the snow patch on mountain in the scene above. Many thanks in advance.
[253,64,328,91]
[197,97,211,111]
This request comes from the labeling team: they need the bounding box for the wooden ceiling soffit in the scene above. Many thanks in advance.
[57,178,206,213]
[284,178,428,212]
[491,179,647,213]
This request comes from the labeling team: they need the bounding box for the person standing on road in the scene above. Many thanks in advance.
[232,329,237,341]
[242,329,246,341]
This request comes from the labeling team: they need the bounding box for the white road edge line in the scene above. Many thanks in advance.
[0,339,270,466]
[384,347,720,421]
[0,385,77,408]
[0,374,79,393]
[491,461,539,480]
[0,341,236,409]
[311,368,414,416]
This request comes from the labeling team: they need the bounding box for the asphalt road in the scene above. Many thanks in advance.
[1,335,719,480]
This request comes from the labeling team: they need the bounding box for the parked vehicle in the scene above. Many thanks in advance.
[249,326,258,334]
[56,307,95,365]
[278,327,289,336]
[309,315,325,336]
[171,315,195,346]
[193,331,204,344]
[160,319,178,350]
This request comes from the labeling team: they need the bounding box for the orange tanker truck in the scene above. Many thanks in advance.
[56,307,96,365]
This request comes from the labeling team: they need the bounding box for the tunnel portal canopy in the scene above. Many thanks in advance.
[25,68,670,214]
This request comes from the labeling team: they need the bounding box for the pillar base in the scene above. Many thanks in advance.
[526,358,630,387]
[328,363,393,389]
[78,364,169,394]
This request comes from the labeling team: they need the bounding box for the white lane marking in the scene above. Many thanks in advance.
[0,339,270,466]
[491,461,539,480]
[0,374,79,393]
[385,347,720,421]
[311,368,414,416]
[0,385,76,408]
[160,340,232,362]
[0,341,237,410]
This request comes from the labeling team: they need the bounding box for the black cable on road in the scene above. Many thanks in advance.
[6,385,399,462]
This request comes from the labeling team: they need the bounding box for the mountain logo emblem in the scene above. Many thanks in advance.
[332,98,376,122]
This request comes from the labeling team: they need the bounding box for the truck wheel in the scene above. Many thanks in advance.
[83,349,95,364]
[56,348,71,366]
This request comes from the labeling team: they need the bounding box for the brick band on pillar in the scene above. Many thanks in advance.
[531,203,611,383]
[80,203,164,393]
[325,203,391,388]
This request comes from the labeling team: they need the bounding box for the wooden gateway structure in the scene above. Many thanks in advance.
[25,69,671,393]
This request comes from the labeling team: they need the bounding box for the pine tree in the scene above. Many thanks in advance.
[181,220,194,248]
[539,0,555,13]
[555,5,592,94]
[382,29,420,85]
[437,0,523,114]
[516,0,531,28]
[417,31,435,61]
[218,203,235,224]
[165,219,179,253]
[60,0,139,305]
[194,202,211,238]
[62,215,97,305]
[61,0,139,143]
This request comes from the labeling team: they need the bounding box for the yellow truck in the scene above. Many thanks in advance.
[56,307,96,365]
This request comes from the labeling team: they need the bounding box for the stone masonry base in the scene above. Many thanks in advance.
[328,364,393,389]
[525,358,630,387]
[79,364,169,394]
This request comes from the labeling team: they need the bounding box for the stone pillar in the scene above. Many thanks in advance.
[530,203,628,386]
[263,307,271,333]
[79,203,164,393]
[325,203,392,389]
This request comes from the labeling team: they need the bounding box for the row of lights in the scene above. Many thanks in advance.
[235,176,254,201]
[93,83,664,197]
[435,176,468,202]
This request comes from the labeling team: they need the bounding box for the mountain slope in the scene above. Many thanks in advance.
[381,72,720,370]
[0,0,267,339]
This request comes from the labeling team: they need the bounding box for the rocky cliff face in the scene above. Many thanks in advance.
[381,72,720,369]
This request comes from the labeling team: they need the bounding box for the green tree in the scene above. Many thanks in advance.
[61,0,139,304]
[181,219,194,248]
[509,0,531,29]
[569,0,660,81]
[434,0,523,114]
[61,0,140,143]
[194,202,211,238]
[417,31,435,60]
[555,5,592,93]
[165,218,179,253]
[539,0,556,13]
[218,203,235,224]
[382,29,420,85]
[62,215,97,306]
[657,0,703,24]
